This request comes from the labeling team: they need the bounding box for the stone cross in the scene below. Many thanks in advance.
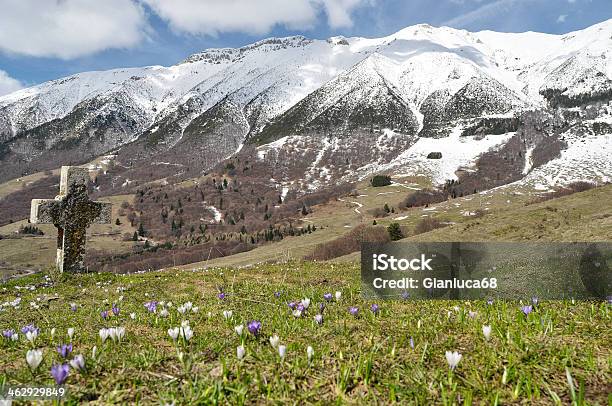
[30,166,111,273]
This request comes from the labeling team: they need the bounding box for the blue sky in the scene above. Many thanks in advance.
[0,0,610,94]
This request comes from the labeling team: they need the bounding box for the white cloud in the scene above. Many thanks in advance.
[141,0,369,36]
[557,14,568,23]
[0,0,148,59]
[0,70,23,96]
[443,0,530,28]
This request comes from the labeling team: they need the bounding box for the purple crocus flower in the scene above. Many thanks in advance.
[314,314,323,325]
[2,329,14,339]
[288,302,296,310]
[371,304,380,314]
[144,301,157,313]
[70,303,78,312]
[247,320,261,336]
[607,296,612,305]
[112,304,120,316]
[349,306,359,317]
[218,292,226,300]
[410,337,415,349]
[319,302,326,312]
[521,305,533,316]
[57,343,73,358]
[296,303,305,312]
[51,364,69,385]
[323,293,332,301]
[274,291,281,298]
[21,324,38,334]
[100,310,109,320]
[487,298,494,306]
[401,291,410,300]
[531,297,539,306]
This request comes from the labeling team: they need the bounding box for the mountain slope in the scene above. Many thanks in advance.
[0,20,611,189]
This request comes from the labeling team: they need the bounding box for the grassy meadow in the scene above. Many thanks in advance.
[0,262,610,404]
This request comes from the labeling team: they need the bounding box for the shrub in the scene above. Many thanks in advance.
[371,175,392,187]
[18,225,44,236]
[400,189,448,209]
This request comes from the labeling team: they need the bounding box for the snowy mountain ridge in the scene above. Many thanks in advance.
[0,19,611,189]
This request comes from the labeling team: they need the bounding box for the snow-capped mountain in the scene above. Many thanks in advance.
[1,20,611,188]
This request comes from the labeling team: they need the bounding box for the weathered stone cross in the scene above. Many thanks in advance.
[30,166,111,273]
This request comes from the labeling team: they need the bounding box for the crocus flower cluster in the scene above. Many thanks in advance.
[2,329,17,341]
[99,327,126,343]
[57,343,73,358]
[144,301,158,313]
[168,324,193,342]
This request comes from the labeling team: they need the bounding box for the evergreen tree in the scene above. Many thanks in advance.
[387,223,404,241]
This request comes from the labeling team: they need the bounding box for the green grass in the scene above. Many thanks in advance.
[1,262,610,404]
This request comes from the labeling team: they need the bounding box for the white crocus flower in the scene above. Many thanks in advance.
[192,307,199,313]
[181,320,190,328]
[302,298,311,309]
[168,327,180,340]
[130,312,136,320]
[91,346,98,361]
[278,345,287,359]
[307,346,314,361]
[26,349,43,370]
[70,354,85,370]
[482,325,492,341]
[26,330,38,344]
[234,325,244,336]
[99,328,109,343]
[108,328,118,342]
[116,327,125,342]
[67,328,75,341]
[237,345,245,360]
[223,310,233,320]
[292,309,302,318]
[269,335,280,348]
[445,351,462,370]
[159,309,169,318]
[183,302,193,311]
[335,291,342,301]
[177,305,186,314]
[11,333,18,341]
[50,328,56,339]
[181,326,193,341]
